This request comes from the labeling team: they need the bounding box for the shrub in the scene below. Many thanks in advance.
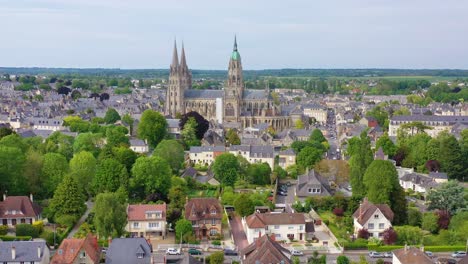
[437,210,450,230]
[323,219,330,225]
[425,245,466,252]
[343,241,368,250]
[367,245,404,252]
[32,220,44,234]
[0,235,32,241]
[55,214,78,228]
[211,240,221,246]
[0,225,8,235]
[333,207,344,217]
[337,255,350,264]
[15,224,39,238]
[382,227,397,245]
[357,228,370,239]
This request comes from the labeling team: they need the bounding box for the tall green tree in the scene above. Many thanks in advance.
[375,133,397,157]
[210,251,225,264]
[297,146,323,169]
[137,109,168,148]
[93,158,128,194]
[104,108,121,124]
[427,181,466,214]
[131,156,172,198]
[234,193,254,217]
[226,129,241,145]
[73,133,102,156]
[48,174,86,222]
[246,162,272,185]
[23,150,44,198]
[212,153,240,187]
[69,151,96,194]
[44,132,74,160]
[42,153,69,197]
[175,218,193,242]
[105,126,129,147]
[348,132,373,198]
[112,146,137,173]
[122,113,134,135]
[0,146,26,195]
[154,139,185,173]
[309,128,326,143]
[363,160,398,205]
[94,192,127,238]
[181,117,200,148]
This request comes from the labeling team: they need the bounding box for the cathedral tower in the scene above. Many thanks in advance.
[166,40,192,117]
[224,36,244,122]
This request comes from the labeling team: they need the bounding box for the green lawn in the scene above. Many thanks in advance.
[188,189,217,198]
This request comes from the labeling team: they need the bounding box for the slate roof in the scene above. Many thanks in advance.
[0,241,48,262]
[242,90,270,100]
[0,196,42,219]
[127,204,166,221]
[185,198,223,221]
[184,90,223,99]
[51,234,100,264]
[428,171,448,180]
[296,170,332,197]
[390,115,468,123]
[245,213,305,228]
[230,145,274,158]
[166,119,180,128]
[241,235,291,264]
[190,146,225,153]
[279,149,296,156]
[353,198,394,226]
[165,253,202,264]
[181,167,198,178]
[105,238,152,264]
[400,173,440,189]
[392,247,433,264]
[129,139,147,147]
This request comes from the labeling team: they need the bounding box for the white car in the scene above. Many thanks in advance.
[452,251,466,258]
[291,249,304,256]
[166,248,181,255]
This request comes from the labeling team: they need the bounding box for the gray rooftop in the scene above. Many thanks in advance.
[0,241,47,262]
[190,146,225,153]
[105,238,152,264]
[243,89,270,100]
[391,115,468,123]
[184,89,223,99]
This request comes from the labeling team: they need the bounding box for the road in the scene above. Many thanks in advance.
[67,199,93,238]
[229,215,248,251]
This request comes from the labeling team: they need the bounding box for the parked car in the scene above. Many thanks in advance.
[224,249,238,256]
[188,248,202,255]
[286,181,291,187]
[425,251,434,258]
[278,191,287,196]
[369,251,384,258]
[291,249,304,256]
[383,252,393,258]
[166,248,181,255]
[452,251,467,258]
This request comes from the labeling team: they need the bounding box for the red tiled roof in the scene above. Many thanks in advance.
[352,198,394,226]
[0,196,42,218]
[185,198,223,221]
[127,204,166,221]
[51,234,100,264]
[245,213,305,228]
[241,234,291,264]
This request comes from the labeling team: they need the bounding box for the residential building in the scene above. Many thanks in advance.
[167,119,181,139]
[352,198,394,239]
[229,145,274,169]
[392,246,433,264]
[240,234,291,264]
[244,213,307,243]
[0,241,50,264]
[126,203,166,238]
[129,139,149,153]
[0,194,42,227]
[399,172,444,194]
[29,117,64,131]
[189,146,225,166]
[295,170,333,197]
[184,198,223,239]
[51,234,100,264]
[303,104,327,124]
[105,238,152,264]
[389,115,468,137]
[278,149,296,170]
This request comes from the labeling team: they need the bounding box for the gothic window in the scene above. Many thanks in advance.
[225,103,234,116]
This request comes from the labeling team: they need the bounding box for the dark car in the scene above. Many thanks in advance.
[224,249,238,256]
[188,248,202,255]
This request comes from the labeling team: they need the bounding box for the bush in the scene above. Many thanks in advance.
[343,241,368,250]
[333,207,344,217]
[211,240,221,246]
[357,228,370,239]
[0,235,32,241]
[40,230,55,247]
[382,227,398,245]
[55,214,78,228]
[15,224,39,238]
[425,245,466,252]
[32,221,44,234]
[0,225,8,235]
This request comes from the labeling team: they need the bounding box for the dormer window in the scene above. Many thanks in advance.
[136,253,144,259]
[80,251,86,258]
[211,209,217,215]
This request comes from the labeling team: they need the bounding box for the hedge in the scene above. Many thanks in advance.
[0,235,32,241]
[367,245,466,252]
[343,242,368,250]
[0,225,8,235]
[368,245,404,252]
[15,224,39,238]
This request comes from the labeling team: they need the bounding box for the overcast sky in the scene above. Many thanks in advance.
[1,0,467,69]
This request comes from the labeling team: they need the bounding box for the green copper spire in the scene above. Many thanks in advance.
[231,35,240,60]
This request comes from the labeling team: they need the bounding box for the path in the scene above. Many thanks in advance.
[229,216,248,251]
[68,199,94,238]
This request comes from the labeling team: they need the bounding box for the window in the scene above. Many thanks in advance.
[274,225,280,229]
[211,209,217,215]
[299,225,303,230]
[137,253,144,259]
[374,214,379,219]
[133,222,139,228]
[80,251,86,258]
[149,222,159,228]
[368,223,374,230]
[308,188,312,193]
[288,226,294,230]
[192,221,197,225]
[379,223,384,229]
[210,229,218,236]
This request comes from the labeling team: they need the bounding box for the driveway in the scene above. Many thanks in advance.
[229,216,248,251]
[276,182,297,212]
[68,199,93,238]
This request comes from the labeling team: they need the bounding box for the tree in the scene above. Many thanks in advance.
[422,212,439,234]
[69,151,96,194]
[295,119,305,129]
[427,181,466,214]
[297,146,323,169]
[309,129,326,143]
[112,146,137,173]
[433,132,464,180]
[93,159,128,194]
[448,211,468,240]
[122,113,134,135]
[181,117,201,148]
[210,251,224,264]
[395,225,423,245]
[94,192,127,238]
[348,132,373,198]
[137,109,168,148]
[131,156,172,198]
[407,207,422,227]
[382,227,397,245]
[44,132,74,160]
[104,108,121,124]
[337,255,350,264]
[292,256,301,264]
[245,163,271,185]
[363,160,397,205]
[212,153,240,187]
[226,129,241,145]
[0,134,28,152]
[375,134,397,157]
[175,219,193,242]
[357,228,370,239]
[73,133,102,157]
[0,146,26,195]
[437,210,450,230]
[48,174,86,222]
[234,193,254,217]
[179,111,209,140]
[23,150,44,198]
[41,153,69,197]
[0,127,14,139]
[105,126,129,147]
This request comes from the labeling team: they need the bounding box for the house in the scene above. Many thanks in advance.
[295,169,333,198]
[229,145,274,169]
[352,198,394,239]
[389,115,468,137]
[399,173,441,194]
[240,234,291,264]
[428,172,448,183]
[201,130,224,146]
[160,254,202,264]
[303,104,327,124]
[392,246,433,264]
[126,203,166,238]
[51,234,100,264]
[278,149,296,170]
[167,119,181,138]
[0,241,50,264]
[244,213,307,243]
[0,194,42,227]
[184,198,223,239]
[105,238,152,264]
[129,139,149,153]
[189,146,225,166]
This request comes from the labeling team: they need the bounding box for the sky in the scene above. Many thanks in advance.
[1,0,468,70]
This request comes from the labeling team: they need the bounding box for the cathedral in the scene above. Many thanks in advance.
[165,38,291,131]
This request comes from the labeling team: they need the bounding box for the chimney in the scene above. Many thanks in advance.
[270,234,276,241]
[3,193,6,201]
[30,193,33,202]
[11,246,16,260]
[404,244,408,251]
[37,246,41,259]
[420,245,424,252]
[359,202,363,222]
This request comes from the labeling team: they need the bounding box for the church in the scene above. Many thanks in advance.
[165,38,291,131]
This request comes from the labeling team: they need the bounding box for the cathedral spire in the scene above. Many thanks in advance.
[233,35,238,51]
[171,39,179,68]
[180,41,187,69]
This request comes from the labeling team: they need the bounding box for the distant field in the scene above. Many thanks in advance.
[271,75,466,81]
